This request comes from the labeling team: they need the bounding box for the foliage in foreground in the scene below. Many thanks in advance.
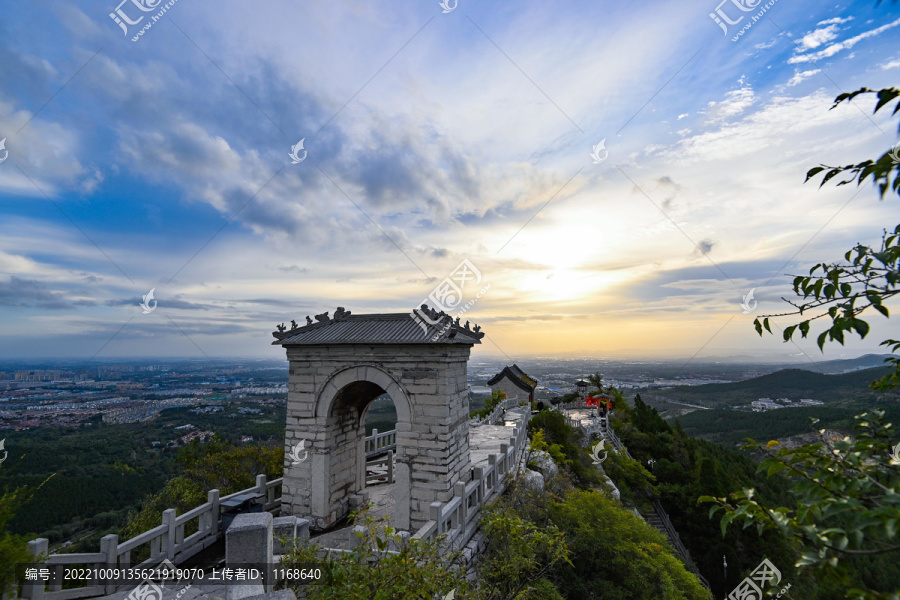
[613,395,796,596]
[488,475,710,600]
[471,390,508,420]
[527,409,602,488]
[281,511,468,600]
[703,410,900,599]
[0,472,53,597]
[121,439,282,540]
[732,78,900,599]
[280,502,568,600]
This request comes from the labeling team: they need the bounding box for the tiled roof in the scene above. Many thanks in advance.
[487,364,538,392]
[272,310,483,346]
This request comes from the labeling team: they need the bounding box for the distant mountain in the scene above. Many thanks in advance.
[799,353,893,374]
[650,366,893,406]
[654,366,900,448]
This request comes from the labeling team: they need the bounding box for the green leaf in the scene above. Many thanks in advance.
[720,511,736,537]
[805,166,827,182]
[783,325,797,341]
[763,318,772,334]
[767,462,789,477]
[817,330,829,350]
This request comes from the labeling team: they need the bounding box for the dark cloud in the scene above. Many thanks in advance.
[105,296,210,310]
[0,277,95,309]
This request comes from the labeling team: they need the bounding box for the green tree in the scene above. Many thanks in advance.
[761,86,900,392]
[281,509,469,600]
[476,506,571,600]
[472,389,508,420]
[121,440,281,543]
[714,80,900,599]
[588,372,605,395]
[0,470,54,596]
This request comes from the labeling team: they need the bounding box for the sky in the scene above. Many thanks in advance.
[1,0,899,366]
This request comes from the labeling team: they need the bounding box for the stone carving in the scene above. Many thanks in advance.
[290,319,299,330]
[277,323,286,333]
[464,321,470,330]
[474,324,481,333]
[334,307,351,321]
[306,316,313,325]
[315,312,330,323]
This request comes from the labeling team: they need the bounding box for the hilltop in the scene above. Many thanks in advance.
[647,365,892,408]
[646,366,900,448]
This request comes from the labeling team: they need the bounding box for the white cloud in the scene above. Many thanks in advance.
[797,24,840,51]
[880,59,900,70]
[0,100,87,197]
[789,17,900,64]
[817,16,853,26]
[786,69,821,87]
[704,85,756,123]
[677,113,689,120]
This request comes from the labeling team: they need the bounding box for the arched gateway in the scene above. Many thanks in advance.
[272,306,484,532]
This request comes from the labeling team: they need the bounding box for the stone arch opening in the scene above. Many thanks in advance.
[303,366,413,530]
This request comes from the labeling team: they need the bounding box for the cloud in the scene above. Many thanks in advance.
[660,89,854,164]
[80,168,104,194]
[0,277,96,309]
[704,84,755,123]
[697,240,715,255]
[785,69,821,87]
[789,17,900,64]
[105,296,211,310]
[817,16,853,26]
[797,24,840,51]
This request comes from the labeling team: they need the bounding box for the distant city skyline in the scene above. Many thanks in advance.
[1,1,899,361]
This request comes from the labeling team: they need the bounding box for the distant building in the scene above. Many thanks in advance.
[241,435,254,443]
[799,398,823,406]
[751,398,782,412]
[487,365,538,404]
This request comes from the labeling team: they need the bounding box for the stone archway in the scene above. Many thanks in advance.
[313,365,412,529]
[273,308,484,532]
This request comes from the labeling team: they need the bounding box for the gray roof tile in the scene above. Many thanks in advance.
[272,311,483,346]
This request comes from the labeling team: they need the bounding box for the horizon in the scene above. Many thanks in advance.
[2,1,900,362]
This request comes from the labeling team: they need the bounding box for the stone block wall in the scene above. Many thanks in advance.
[281,344,473,532]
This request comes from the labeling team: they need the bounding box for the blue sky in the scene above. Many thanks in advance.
[1,0,899,364]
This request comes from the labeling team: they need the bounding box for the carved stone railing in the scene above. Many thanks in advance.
[412,408,530,551]
[22,474,283,600]
[470,396,526,426]
[365,428,396,458]
[21,425,407,600]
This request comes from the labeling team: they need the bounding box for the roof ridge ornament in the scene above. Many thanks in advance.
[273,305,484,341]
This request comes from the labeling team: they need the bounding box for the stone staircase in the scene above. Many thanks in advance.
[561,408,712,593]
[644,512,673,544]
